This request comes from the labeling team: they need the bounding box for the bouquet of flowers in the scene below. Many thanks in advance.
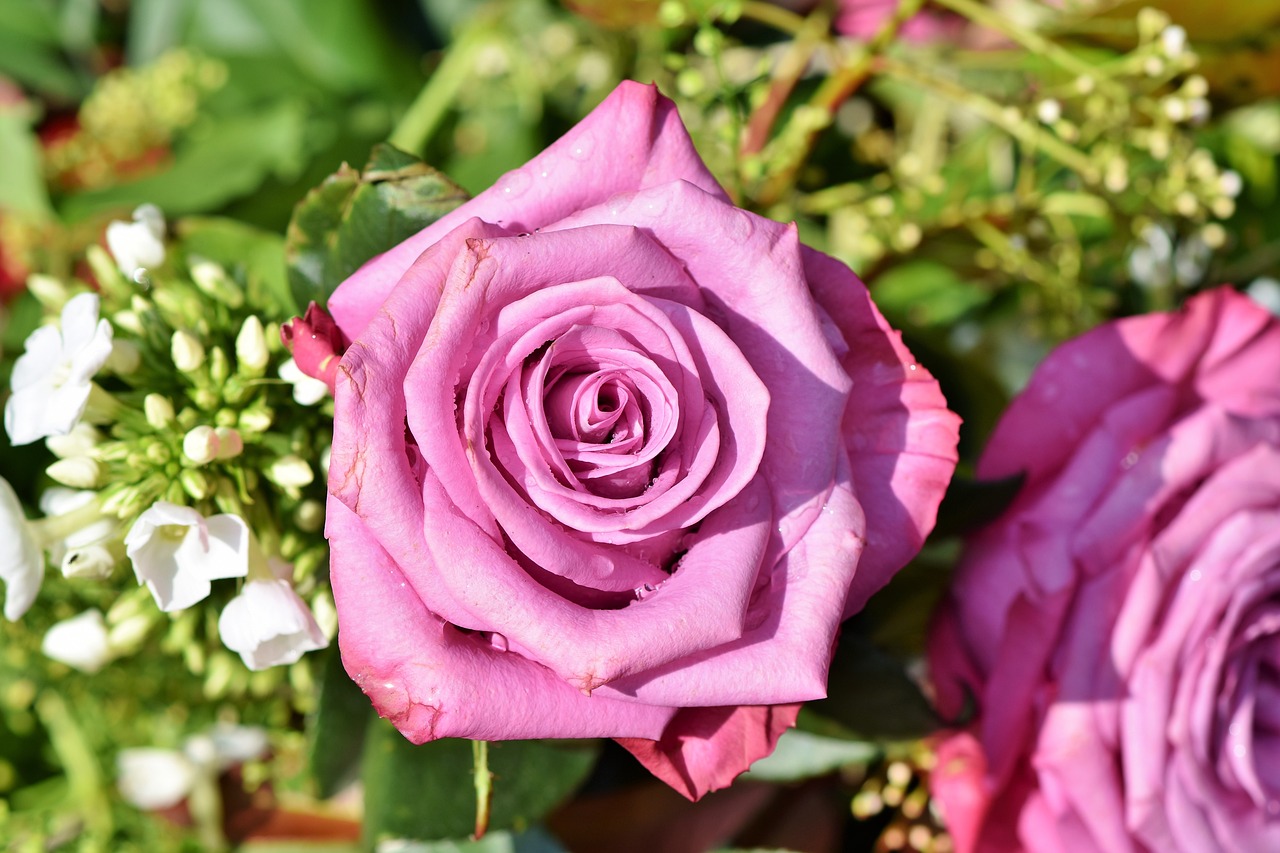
[1,1,1278,851]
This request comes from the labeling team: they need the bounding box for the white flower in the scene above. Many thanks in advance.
[118,748,196,810]
[39,488,116,578]
[124,503,250,611]
[41,609,112,673]
[219,559,328,670]
[105,204,166,278]
[235,316,269,375]
[0,476,42,620]
[4,292,113,446]
[118,723,267,811]
[279,359,329,406]
[182,425,220,465]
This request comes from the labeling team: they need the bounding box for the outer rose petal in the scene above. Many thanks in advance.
[617,703,801,801]
[326,496,676,741]
[328,81,727,340]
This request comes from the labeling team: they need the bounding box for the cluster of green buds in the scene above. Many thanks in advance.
[1,204,334,692]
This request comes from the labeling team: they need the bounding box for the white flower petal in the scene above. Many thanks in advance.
[67,319,114,386]
[59,293,103,354]
[0,477,43,621]
[10,325,62,392]
[205,723,269,768]
[5,385,56,447]
[41,609,111,673]
[218,578,328,670]
[126,503,249,611]
[117,748,195,810]
[106,215,166,276]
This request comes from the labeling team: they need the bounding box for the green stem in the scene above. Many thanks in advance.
[35,692,114,841]
[738,1,808,34]
[933,0,1118,93]
[388,16,497,156]
[756,0,925,206]
[472,739,493,840]
[878,56,1099,181]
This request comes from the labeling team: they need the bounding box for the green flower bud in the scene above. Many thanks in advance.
[27,275,69,310]
[144,394,176,430]
[208,346,230,387]
[171,330,205,372]
[267,455,314,490]
[107,613,153,655]
[189,257,244,308]
[295,499,325,533]
[105,339,142,375]
[145,442,171,465]
[179,467,211,500]
[238,405,273,434]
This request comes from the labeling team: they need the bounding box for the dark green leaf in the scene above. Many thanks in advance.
[362,724,598,845]
[870,261,989,327]
[0,106,53,218]
[306,645,374,799]
[805,632,938,742]
[743,728,877,782]
[285,144,468,310]
[931,473,1024,539]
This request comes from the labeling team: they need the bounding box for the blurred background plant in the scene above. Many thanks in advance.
[0,0,1277,851]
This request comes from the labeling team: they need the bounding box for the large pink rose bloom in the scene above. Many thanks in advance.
[929,287,1280,850]
[324,81,958,800]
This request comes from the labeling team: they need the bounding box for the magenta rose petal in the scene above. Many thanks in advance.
[327,82,727,340]
[803,248,962,612]
[327,497,677,740]
[415,471,771,692]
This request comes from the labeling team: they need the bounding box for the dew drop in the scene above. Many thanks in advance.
[490,632,509,653]
[642,193,669,218]
[569,133,595,161]
[1121,451,1140,469]
[498,169,532,197]
[842,531,864,551]
[1189,569,1202,582]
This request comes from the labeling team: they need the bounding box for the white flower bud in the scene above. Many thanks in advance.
[42,609,112,673]
[182,426,220,465]
[117,749,195,810]
[171,330,206,372]
[26,274,68,309]
[235,316,269,376]
[46,423,101,459]
[213,427,243,460]
[267,455,314,489]
[143,394,176,430]
[1035,99,1061,124]
[106,204,166,278]
[61,544,116,580]
[47,457,102,489]
[1161,25,1187,59]
[189,258,243,308]
[105,339,141,375]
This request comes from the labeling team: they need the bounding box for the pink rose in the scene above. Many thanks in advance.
[929,288,1280,850]
[834,0,963,41]
[323,81,958,799]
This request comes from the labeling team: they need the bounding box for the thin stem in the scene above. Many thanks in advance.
[472,739,493,840]
[739,1,809,35]
[933,0,1120,94]
[878,56,1099,180]
[756,0,926,206]
[389,15,496,156]
[740,9,830,157]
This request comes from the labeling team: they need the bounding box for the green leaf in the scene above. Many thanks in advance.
[805,632,938,742]
[743,728,877,782]
[305,646,374,799]
[361,723,598,846]
[357,828,566,853]
[0,106,53,218]
[870,261,989,328]
[285,144,469,310]
[60,102,308,222]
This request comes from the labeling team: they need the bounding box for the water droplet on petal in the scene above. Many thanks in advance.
[490,632,509,652]
[569,133,595,161]
[1189,569,1202,582]
[498,169,531,197]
